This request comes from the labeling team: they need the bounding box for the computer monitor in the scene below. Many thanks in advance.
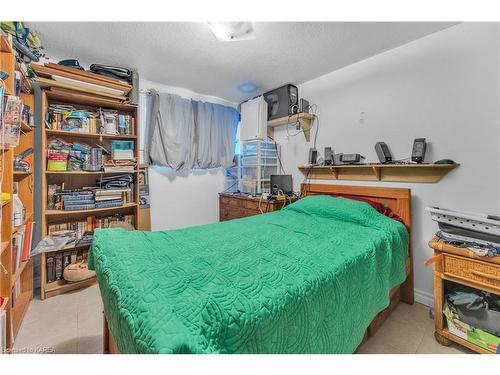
[270,174,293,196]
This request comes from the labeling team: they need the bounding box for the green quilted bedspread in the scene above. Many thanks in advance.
[89,195,409,354]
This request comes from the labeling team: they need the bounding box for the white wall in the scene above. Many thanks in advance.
[273,23,500,306]
[139,79,236,230]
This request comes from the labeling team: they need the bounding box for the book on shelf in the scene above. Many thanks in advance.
[12,280,21,305]
[103,164,136,173]
[47,213,134,246]
[48,177,135,212]
[2,95,23,147]
[45,248,89,284]
[139,184,150,208]
[11,221,35,272]
[54,253,63,281]
[22,221,34,261]
[46,256,55,283]
[1,308,6,354]
[95,199,123,209]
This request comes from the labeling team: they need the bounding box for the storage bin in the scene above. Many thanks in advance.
[241,140,276,152]
[242,149,278,158]
[47,160,68,171]
[241,165,276,180]
[239,180,270,195]
[241,156,278,166]
[444,300,500,353]
[111,140,135,150]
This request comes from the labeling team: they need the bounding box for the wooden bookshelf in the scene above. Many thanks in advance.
[0,34,35,352]
[46,170,134,175]
[46,129,137,139]
[45,203,137,216]
[44,277,96,298]
[39,88,139,300]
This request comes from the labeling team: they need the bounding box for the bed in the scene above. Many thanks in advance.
[90,184,413,354]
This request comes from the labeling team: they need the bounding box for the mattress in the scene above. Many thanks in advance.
[89,195,409,354]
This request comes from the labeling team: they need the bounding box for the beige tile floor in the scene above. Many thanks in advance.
[12,285,472,354]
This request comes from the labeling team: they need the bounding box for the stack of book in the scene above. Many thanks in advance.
[94,188,129,209]
[103,161,136,173]
[61,191,95,211]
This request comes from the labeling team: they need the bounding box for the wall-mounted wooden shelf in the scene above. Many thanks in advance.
[267,113,314,141]
[298,163,459,183]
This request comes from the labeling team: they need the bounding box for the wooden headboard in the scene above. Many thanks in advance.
[301,183,414,304]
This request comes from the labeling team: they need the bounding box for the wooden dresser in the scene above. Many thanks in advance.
[219,193,297,221]
[429,237,500,354]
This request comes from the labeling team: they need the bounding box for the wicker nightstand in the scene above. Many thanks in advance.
[428,237,500,354]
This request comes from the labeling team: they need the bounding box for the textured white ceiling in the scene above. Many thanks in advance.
[29,22,457,103]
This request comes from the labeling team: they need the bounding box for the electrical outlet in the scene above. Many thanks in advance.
[359,111,365,124]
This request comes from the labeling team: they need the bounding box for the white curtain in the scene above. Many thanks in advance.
[145,90,239,171]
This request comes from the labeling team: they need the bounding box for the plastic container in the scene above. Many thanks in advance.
[241,156,278,166]
[243,148,276,157]
[241,165,276,180]
[111,140,135,150]
[47,159,68,171]
[13,194,24,226]
[241,140,276,152]
[239,180,270,195]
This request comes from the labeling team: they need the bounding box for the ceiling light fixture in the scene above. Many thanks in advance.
[208,22,255,42]
[238,83,258,93]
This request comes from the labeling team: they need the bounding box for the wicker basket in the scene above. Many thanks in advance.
[443,254,500,290]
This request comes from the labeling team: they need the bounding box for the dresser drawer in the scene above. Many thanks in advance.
[242,199,275,213]
[220,196,243,208]
[443,254,500,291]
[223,207,250,220]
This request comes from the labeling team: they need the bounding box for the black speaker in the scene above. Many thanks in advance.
[263,84,299,120]
[300,98,310,113]
[324,147,334,165]
[308,148,318,165]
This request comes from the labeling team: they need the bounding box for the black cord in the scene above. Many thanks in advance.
[312,114,320,150]
[267,135,285,174]
[300,164,314,198]
[223,180,238,193]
